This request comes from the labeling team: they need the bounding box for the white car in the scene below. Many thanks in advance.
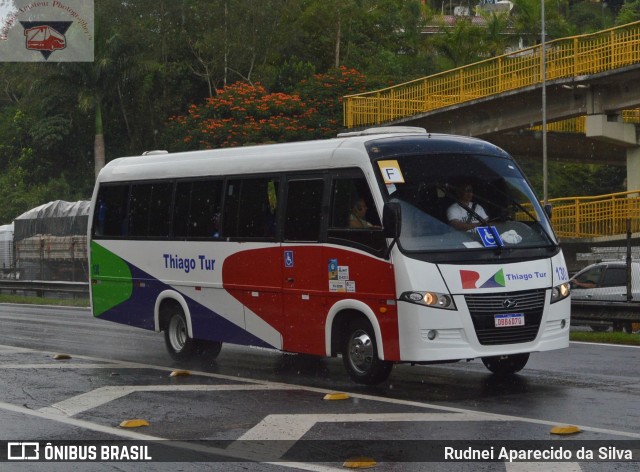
[570,261,640,302]
[570,261,640,332]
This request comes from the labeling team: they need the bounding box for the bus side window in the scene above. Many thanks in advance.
[330,177,380,229]
[128,182,172,238]
[93,185,129,237]
[327,175,385,255]
[174,180,222,239]
[284,179,324,242]
[224,177,279,239]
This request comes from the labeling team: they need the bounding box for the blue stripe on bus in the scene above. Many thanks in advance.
[96,263,275,349]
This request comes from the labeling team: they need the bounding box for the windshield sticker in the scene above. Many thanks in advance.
[377,160,405,184]
[475,226,503,248]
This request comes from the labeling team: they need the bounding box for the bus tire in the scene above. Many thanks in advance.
[164,309,198,361]
[342,318,392,385]
[481,353,529,376]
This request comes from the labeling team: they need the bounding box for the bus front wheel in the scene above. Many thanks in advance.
[481,353,529,376]
[342,318,393,385]
[164,310,222,361]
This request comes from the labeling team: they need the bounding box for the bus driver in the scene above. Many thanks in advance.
[447,184,489,231]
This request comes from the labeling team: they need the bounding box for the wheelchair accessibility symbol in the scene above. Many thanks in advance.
[284,250,294,268]
[476,226,503,248]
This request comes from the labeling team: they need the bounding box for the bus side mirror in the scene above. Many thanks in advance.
[382,201,401,239]
[544,204,552,218]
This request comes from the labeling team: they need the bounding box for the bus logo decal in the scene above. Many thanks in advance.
[460,269,506,289]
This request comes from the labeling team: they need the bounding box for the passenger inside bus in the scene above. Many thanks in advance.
[349,196,379,229]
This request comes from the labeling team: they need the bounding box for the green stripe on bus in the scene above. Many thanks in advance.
[90,241,133,316]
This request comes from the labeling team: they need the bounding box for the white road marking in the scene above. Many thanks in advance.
[0,363,129,369]
[39,384,301,417]
[0,400,345,471]
[239,412,498,441]
[0,344,636,471]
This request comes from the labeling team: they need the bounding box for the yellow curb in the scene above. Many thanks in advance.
[550,425,581,435]
[343,457,376,468]
[323,392,350,401]
[170,370,192,377]
[119,419,150,428]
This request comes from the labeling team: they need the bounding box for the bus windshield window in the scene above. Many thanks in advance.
[375,153,556,252]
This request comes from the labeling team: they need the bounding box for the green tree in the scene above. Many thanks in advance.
[429,17,487,69]
[616,0,640,25]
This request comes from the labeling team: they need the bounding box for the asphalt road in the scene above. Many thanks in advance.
[0,303,638,471]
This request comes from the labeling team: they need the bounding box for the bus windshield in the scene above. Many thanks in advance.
[374,153,556,254]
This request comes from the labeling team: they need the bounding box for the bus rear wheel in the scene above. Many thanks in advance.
[164,310,222,361]
[481,353,529,376]
[342,318,392,385]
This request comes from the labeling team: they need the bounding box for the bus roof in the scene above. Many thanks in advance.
[96,129,506,183]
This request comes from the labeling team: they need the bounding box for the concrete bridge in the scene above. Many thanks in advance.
[343,21,640,190]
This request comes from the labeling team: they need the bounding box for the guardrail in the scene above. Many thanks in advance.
[0,280,89,299]
[571,300,640,332]
[343,21,640,128]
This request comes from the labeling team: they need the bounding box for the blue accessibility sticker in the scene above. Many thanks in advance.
[476,226,504,248]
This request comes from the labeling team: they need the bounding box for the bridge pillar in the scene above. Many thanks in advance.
[585,114,640,191]
[627,148,640,192]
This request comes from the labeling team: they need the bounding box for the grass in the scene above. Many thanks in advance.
[570,331,640,346]
[0,294,89,308]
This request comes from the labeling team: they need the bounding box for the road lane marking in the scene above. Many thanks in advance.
[239,412,499,441]
[0,400,345,471]
[39,384,302,417]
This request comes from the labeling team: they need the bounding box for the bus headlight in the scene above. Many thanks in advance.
[550,282,570,304]
[400,291,456,310]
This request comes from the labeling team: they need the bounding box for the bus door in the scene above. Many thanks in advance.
[281,175,327,355]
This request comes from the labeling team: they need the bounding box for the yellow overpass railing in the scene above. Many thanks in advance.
[344,21,640,128]
[547,190,640,239]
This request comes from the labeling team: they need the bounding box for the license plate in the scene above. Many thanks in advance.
[494,313,525,327]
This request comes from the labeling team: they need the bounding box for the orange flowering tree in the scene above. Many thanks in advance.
[165,67,368,151]
[295,66,367,128]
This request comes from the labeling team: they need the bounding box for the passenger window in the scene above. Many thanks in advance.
[93,185,129,237]
[602,267,626,287]
[573,266,604,288]
[328,174,384,254]
[330,177,381,229]
[129,182,173,237]
[224,177,279,239]
[284,179,324,242]
[174,180,223,239]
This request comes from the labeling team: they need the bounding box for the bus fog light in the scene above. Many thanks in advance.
[427,330,437,340]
